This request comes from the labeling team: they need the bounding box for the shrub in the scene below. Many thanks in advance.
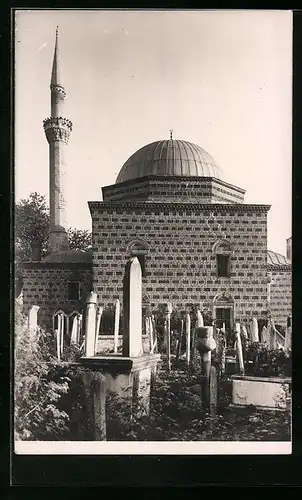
[105,363,291,442]
[14,302,70,440]
[243,343,291,377]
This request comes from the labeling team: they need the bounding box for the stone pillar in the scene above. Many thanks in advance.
[165,302,172,372]
[122,257,143,357]
[70,315,79,344]
[185,313,191,366]
[84,292,98,357]
[81,256,161,423]
[235,323,244,374]
[113,299,120,354]
[196,309,204,327]
[195,326,217,413]
[285,315,292,352]
[27,305,40,331]
[286,237,292,261]
[250,317,259,343]
[95,306,103,354]
[60,312,65,355]
[82,371,107,441]
[241,325,248,340]
[261,326,269,345]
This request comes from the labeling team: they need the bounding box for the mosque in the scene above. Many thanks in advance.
[20,29,292,336]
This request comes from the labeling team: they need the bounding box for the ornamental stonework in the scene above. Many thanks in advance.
[43,117,73,144]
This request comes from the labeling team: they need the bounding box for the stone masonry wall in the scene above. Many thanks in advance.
[21,262,92,328]
[102,177,245,204]
[269,266,292,327]
[90,202,269,325]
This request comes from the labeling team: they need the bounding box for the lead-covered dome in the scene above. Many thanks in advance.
[116,139,223,184]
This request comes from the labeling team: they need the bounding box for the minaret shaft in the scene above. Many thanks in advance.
[49,141,67,228]
[43,27,72,253]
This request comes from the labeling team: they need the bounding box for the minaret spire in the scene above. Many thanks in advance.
[51,26,64,90]
[43,27,72,254]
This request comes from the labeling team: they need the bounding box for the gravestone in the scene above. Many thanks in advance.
[27,305,40,331]
[84,292,98,357]
[261,326,269,345]
[122,257,143,357]
[81,257,161,428]
[70,315,79,344]
[82,371,107,441]
[250,317,259,343]
[235,323,244,374]
[113,299,120,354]
[196,309,204,327]
[195,326,217,412]
[285,315,291,352]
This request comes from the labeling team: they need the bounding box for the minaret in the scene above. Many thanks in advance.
[43,26,72,253]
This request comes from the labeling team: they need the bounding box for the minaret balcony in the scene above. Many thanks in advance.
[43,117,73,144]
[50,84,66,97]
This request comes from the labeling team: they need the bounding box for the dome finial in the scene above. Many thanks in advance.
[170,129,173,140]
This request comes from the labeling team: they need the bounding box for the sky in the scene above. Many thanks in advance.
[15,9,292,255]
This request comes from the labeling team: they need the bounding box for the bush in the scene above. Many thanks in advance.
[14,302,70,440]
[243,343,291,377]
[105,364,291,442]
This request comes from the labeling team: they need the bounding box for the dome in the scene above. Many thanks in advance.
[116,139,223,184]
[267,250,291,266]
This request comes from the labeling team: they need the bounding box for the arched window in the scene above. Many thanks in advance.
[127,240,149,277]
[212,239,233,278]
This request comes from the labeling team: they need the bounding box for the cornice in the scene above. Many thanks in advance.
[102,175,246,194]
[267,264,292,272]
[88,201,271,214]
[20,262,92,270]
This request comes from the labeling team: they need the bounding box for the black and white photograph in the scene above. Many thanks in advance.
[14,9,292,454]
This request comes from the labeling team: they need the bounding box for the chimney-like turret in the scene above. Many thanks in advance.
[286,236,292,261]
[43,27,72,253]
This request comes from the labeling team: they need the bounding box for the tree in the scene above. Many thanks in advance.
[67,228,92,252]
[15,193,92,262]
[15,192,50,262]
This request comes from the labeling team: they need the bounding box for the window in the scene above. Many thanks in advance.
[68,282,80,301]
[128,240,149,278]
[217,254,230,277]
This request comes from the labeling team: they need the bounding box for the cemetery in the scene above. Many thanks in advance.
[15,254,291,442]
[15,26,292,443]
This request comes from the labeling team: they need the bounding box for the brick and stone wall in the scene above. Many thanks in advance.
[102,176,245,204]
[21,262,92,328]
[269,266,291,327]
[89,201,270,326]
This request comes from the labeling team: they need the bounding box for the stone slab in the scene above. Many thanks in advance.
[231,375,291,410]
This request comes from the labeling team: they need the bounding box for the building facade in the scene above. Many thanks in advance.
[20,30,292,332]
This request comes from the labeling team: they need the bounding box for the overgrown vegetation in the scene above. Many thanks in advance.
[242,342,291,378]
[105,364,291,442]
[15,300,99,441]
[15,299,291,442]
[14,301,70,440]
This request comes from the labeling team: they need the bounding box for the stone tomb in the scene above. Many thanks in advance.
[81,257,161,432]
